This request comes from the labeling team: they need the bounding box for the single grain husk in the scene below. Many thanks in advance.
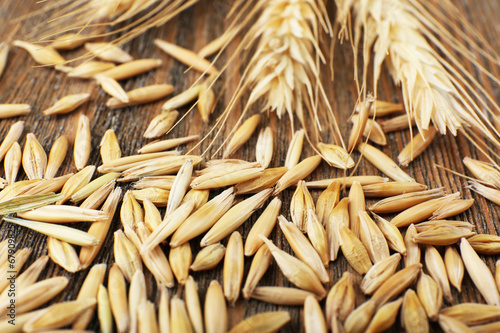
[398,126,438,166]
[120,155,201,182]
[0,310,44,333]
[0,104,31,118]
[42,93,90,116]
[80,180,115,210]
[45,135,69,179]
[228,311,291,333]
[362,181,427,197]
[50,32,89,50]
[0,192,62,215]
[261,236,326,298]
[348,181,365,238]
[170,188,235,247]
[23,175,71,196]
[285,129,305,169]
[132,175,177,190]
[68,61,116,78]
[414,220,474,233]
[306,175,388,189]
[22,133,47,180]
[290,180,315,232]
[279,216,329,283]
[181,188,209,210]
[361,253,401,295]
[120,190,143,229]
[143,111,179,138]
[359,211,390,263]
[100,129,121,164]
[372,213,406,255]
[463,157,500,189]
[223,115,260,158]
[255,127,273,168]
[326,197,349,261]
[431,199,474,220]
[0,121,24,162]
[114,229,143,283]
[108,264,129,333]
[425,245,453,303]
[249,286,318,306]
[198,79,216,123]
[131,188,169,206]
[365,298,403,333]
[96,75,129,103]
[158,286,170,333]
[80,187,122,268]
[441,303,500,325]
[185,276,203,333]
[404,224,421,267]
[348,100,370,151]
[22,299,96,332]
[17,205,108,223]
[3,216,98,246]
[369,188,444,214]
[162,84,202,111]
[74,114,91,170]
[326,271,355,324]
[224,231,244,305]
[106,84,174,109]
[13,40,65,65]
[306,209,329,266]
[417,272,443,321]
[138,135,199,154]
[143,198,161,231]
[467,234,500,255]
[358,142,415,182]
[71,172,120,203]
[166,159,193,216]
[413,226,475,246]
[100,58,162,80]
[245,197,281,256]
[380,114,416,132]
[439,314,474,333]
[338,223,372,275]
[304,296,327,333]
[190,243,225,271]
[169,241,192,284]
[401,289,429,333]
[154,39,218,74]
[461,237,500,306]
[72,263,106,330]
[195,160,259,177]
[47,237,81,272]
[469,180,500,206]
[344,301,376,333]
[356,100,404,116]
[242,245,272,299]
[274,155,322,194]
[317,142,354,169]
[471,321,500,333]
[315,181,340,226]
[129,270,147,333]
[201,188,272,246]
[205,280,227,333]
[57,165,95,204]
[351,114,387,145]
[371,263,422,308]
[85,42,133,63]
[197,28,238,57]
[391,193,460,227]
[98,284,113,333]
[137,301,158,333]
[0,43,8,78]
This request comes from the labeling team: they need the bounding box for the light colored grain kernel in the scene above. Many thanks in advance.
[404,224,420,267]
[190,243,225,271]
[100,129,121,164]
[439,315,474,333]
[361,253,401,295]
[235,166,287,194]
[185,276,203,333]
[315,181,340,226]
[255,126,273,168]
[401,289,429,333]
[431,199,474,220]
[261,236,326,298]
[229,311,291,333]
[0,192,62,215]
[304,296,327,333]
[47,237,81,273]
[362,181,427,197]
[96,75,129,103]
[162,84,201,111]
[317,142,354,169]
[13,40,65,65]
[155,39,218,74]
[43,93,90,116]
[144,110,179,138]
[467,234,500,255]
[158,286,170,333]
[344,301,376,333]
[461,237,500,306]
[79,179,115,209]
[166,159,193,216]
[170,297,194,333]
[326,271,355,324]
[380,114,416,132]
[351,114,387,145]
[0,43,8,78]
[371,263,422,308]
[223,114,260,158]
[365,298,403,333]
[464,157,500,189]
[242,246,272,299]
[120,155,200,182]
[106,84,174,109]
[348,100,370,151]
[131,188,170,206]
[441,303,500,325]
[0,104,31,118]
[369,188,444,214]
[100,58,162,80]
[223,231,244,305]
[413,225,474,246]
[138,135,199,154]
[357,100,404,116]
[359,211,390,263]
[120,190,143,229]
[74,114,91,170]
[85,42,133,63]
[0,120,24,162]
[45,135,69,179]
[98,284,113,333]
[290,180,315,233]
[250,287,321,306]
[4,142,21,184]
[425,245,453,303]
[201,188,272,246]
[22,133,47,180]
[245,197,281,256]
[205,280,227,333]
[114,229,143,283]
[306,209,329,266]
[398,127,437,166]
[129,270,147,333]
[169,241,192,284]
[50,32,88,50]
[0,247,31,293]
[338,223,372,274]
[285,129,305,169]
[326,197,349,261]
[71,172,120,203]
[198,80,215,123]
[275,155,322,195]
[143,198,162,231]
[133,175,177,190]
[108,264,129,333]
[17,205,107,223]
[348,181,365,238]
[471,179,500,204]
[372,213,406,255]
[358,142,415,182]
[137,301,159,333]
[68,61,116,78]
[417,272,442,321]
[57,165,95,204]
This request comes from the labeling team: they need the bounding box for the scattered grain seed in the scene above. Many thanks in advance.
[144,111,179,138]
[425,245,453,303]
[120,155,200,181]
[431,199,474,220]
[250,287,319,307]
[380,114,416,132]
[348,181,365,238]
[108,264,129,333]
[369,188,444,214]
[229,311,291,333]
[74,114,91,170]
[318,142,354,169]
[106,84,174,109]
[371,213,406,255]
[170,297,194,333]
[17,204,108,223]
[68,61,116,78]
[223,231,244,305]
[13,40,65,65]
[467,234,500,255]
[100,58,162,80]
[304,296,327,333]
[274,155,322,195]
[348,100,370,151]
[358,142,415,182]
[326,271,355,324]
[169,241,192,284]
[185,277,203,333]
[0,43,8,78]
[85,42,133,63]
[401,289,429,333]
[138,135,199,154]
[245,197,281,256]
[242,245,272,299]
[22,133,47,180]
[114,229,143,283]
[290,180,314,232]
[413,226,475,246]
[204,280,227,333]
[463,157,500,189]
[404,224,420,267]
[359,211,390,263]
[439,314,474,333]
[362,181,427,197]
[131,188,170,206]
[469,180,500,205]
[441,303,500,325]
[344,300,376,333]
[0,120,24,162]
[158,286,170,333]
[326,197,349,261]
[235,166,287,194]
[155,39,218,74]
[162,84,201,111]
[223,114,260,158]
[371,263,422,308]
[143,198,162,231]
[338,223,372,274]
[0,104,31,118]
[57,165,95,204]
[98,285,113,333]
[129,270,147,333]
[361,253,401,295]
[398,126,437,166]
[45,135,69,179]
[365,298,403,333]
[351,114,387,145]
[417,272,443,321]
[96,75,129,103]
[47,237,81,273]
[255,127,273,168]
[43,93,90,116]
[198,80,216,123]
[190,243,225,271]
[306,209,329,266]
[315,181,340,226]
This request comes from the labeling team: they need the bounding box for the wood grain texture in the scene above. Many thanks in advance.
[0,0,499,332]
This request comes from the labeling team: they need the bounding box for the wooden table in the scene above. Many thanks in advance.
[1,0,500,332]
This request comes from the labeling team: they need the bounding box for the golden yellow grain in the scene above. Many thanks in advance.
[326,197,349,261]
[317,142,354,169]
[0,247,31,293]
[98,284,113,333]
[344,300,376,333]
[166,159,193,216]
[228,311,291,333]
[275,155,322,195]
[255,127,273,168]
[0,121,24,162]
[114,229,143,283]
[304,296,327,333]
[326,271,355,324]
[74,114,91,170]
[17,205,108,223]
[242,245,272,299]
[401,289,429,333]
[380,114,416,132]
[100,58,162,80]
[431,199,474,220]
[68,61,116,78]
[131,188,170,206]
[85,42,133,63]
[417,272,442,321]
[143,110,179,138]
[362,181,427,197]
[285,129,305,169]
[45,135,68,179]
[71,172,120,203]
[365,298,403,333]
[440,303,500,325]
[351,114,387,145]
[338,223,372,274]
[358,142,415,182]
[0,310,44,333]
[138,135,199,154]
[205,280,227,333]
[13,40,65,65]
[360,253,401,295]
[57,165,95,204]
[425,245,453,303]
[223,114,260,158]
[198,79,216,123]
[223,231,244,305]
[372,214,407,255]
[185,276,203,333]
[190,243,226,271]
[306,209,329,266]
[42,93,90,116]
[464,157,500,189]
[120,155,201,181]
[158,286,170,333]
[162,84,202,112]
[348,180,365,238]
[170,297,194,333]
[96,75,129,103]
[50,32,88,50]
[371,263,422,308]
[22,133,47,180]
[143,198,161,231]
[404,224,421,267]
[245,197,281,256]
[249,286,318,306]
[398,127,437,166]
[369,188,444,214]
[357,100,404,117]
[47,237,81,273]
[467,234,500,255]
[359,211,390,263]
[129,270,146,333]
[438,315,474,333]
[132,175,177,190]
[106,84,174,109]
[169,241,192,284]
[0,104,31,118]
[413,225,474,246]
[108,264,129,333]
[290,180,315,233]
[155,39,218,74]
[315,181,340,226]
[348,100,370,152]
[235,166,287,194]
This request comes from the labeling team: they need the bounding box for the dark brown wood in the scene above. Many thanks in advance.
[0,0,500,332]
